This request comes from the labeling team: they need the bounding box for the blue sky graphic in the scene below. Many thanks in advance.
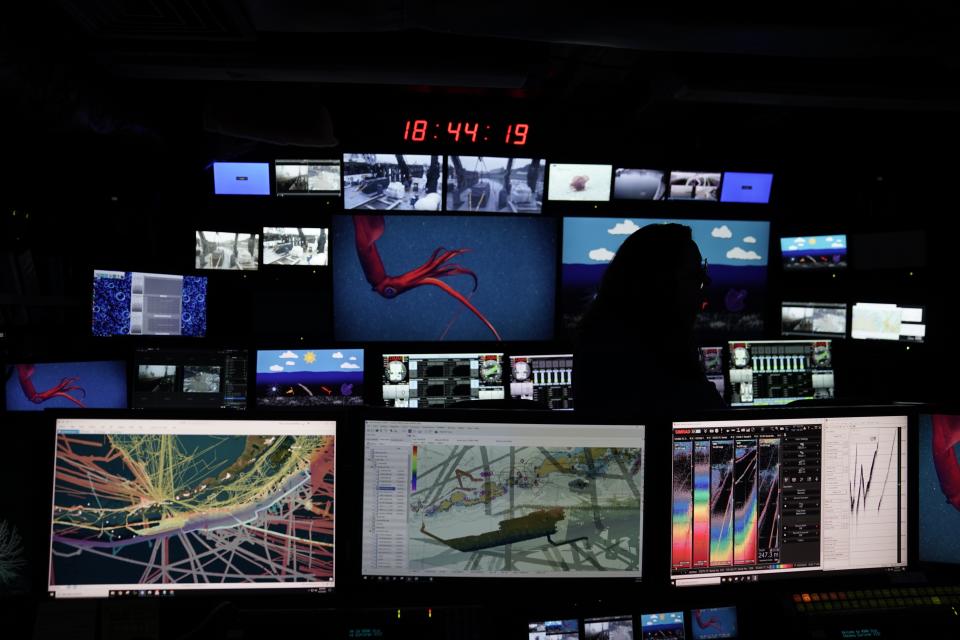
[256,349,364,374]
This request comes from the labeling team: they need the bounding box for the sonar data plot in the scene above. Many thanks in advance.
[733,440,758,566]
[50,433,335,587]
[407,445,643,575]
[710,441,734,567]
[846,430,901,566]
[757,438,781,564]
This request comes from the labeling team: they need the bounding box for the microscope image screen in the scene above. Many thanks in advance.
[275,159,341,196]
[262,227,328,267]
[727,340,834,407]
[547,163,613,201]
[446,156,543,213]
[668,171,721,201]
[509,354,574,410]
[92,270,207,337]
[780,235,847,270]
[919,414,960,564]
[382,353,504,408]
[343,153,443,211]
[5,361,127,411]
[133,348,248,410]
[781,302,848,338]
[195,231,260,271]
[256,349,364,408]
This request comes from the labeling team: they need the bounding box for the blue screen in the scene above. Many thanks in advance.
[213,162,271,195]
[691,607,738,639]
[92,271,207,337]
[5,361,127,410]
[919,414,960,564]
[333,215,557,341]
[720,172,773,204]
[255,348,364,407]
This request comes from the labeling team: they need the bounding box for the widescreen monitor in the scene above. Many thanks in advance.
[613,168,667,200]
[195,231,259,270]
[262,227,328,266]
[256,348,363,407]
[720,172,773,204]
[668,171,720,201]
[275,159,341,196]
[48,417,336,598]
[584,615,634,640]
[343,153,442,211]
[670,412,908,587]
[362,417,644,579]
[132,348,248,410]
[333,215,557,341]
[780,235,847,270]
[780,302,848,338]
[382,352,503,407]
[213,162,270,196]
[851,303,925,343]
[640,612,685,640]
[5,361,127,411]
[529,619,579,640]
[919,413,960,565]
[547,163,613,201]
[92,270,207,337]
[728,340,834,407]
[509,354,574,410]
[690,607,738,640]
[446,156,543,213]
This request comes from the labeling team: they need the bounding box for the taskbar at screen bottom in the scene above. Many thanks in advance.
[49,581,335,599]
[361,571,641,581]
[672,566,906,587]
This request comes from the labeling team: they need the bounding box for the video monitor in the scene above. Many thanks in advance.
[333,215,557,341]
[0,486,30,597]
[213,162,270,196]
[529,619,579,640]
[670,413,908,587]
[262,227,328,266]
[780,302,848,338]
[613,168,667,200]
[343,153,442,211]
[509,354,574,410]
[195,231,259,270]
[920,414,960,565]
[562,218,770,339]
[256,348,363,408]
[48,417,336,598]
[585,615,634,640]
[728,340,834,407]
[780,235,847,270]
[132,348,248,410]
[382,353,504,408]
[851,303,925,343]
[275,159,341,196]
[690,608,738,640]
[720,172,773,204]
[92,270,207,337]
[5,361,127,411]
[446,156,543,213]
[698,347,725,398]
[640,612,685,640]
[668,171,721,201]
[362,418,645,579]
[547,163,613,201]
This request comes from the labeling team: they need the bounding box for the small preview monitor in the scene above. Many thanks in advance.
[781,302,848,338]
[133,348,248,410]
[275,159,341,196]
[529,619,580,640]
[382,353,504,408]
[670,413,908,587]
[547,163,613,202]
[362,418,645,579]
[256,348,363,408]
[5,361,127,411]
[613,168,667,200]
[699,347,725,398]
[213,162,270,196]
[690,607,738,640]
[668,171,721,201]
[509,354,574,410]
[343,153,443,211]
[195,231,260,270]
[446,156,543,213]
[727,340,834,407]
[92,270,207,337]
[919,414,960,564]
[851,303,925,343]
[262,227,329,266]
[640,612,685,640]
[584,615,634,640]
[48,417,336,598]
[720,172,773,204]
[780,235,847,270]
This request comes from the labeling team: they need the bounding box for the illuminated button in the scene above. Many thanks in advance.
[797,604,806,613]
[829,592,838,601]
[793,594,803,603]
[802,594,812,603]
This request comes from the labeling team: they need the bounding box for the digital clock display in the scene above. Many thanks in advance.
[402,119,530,146]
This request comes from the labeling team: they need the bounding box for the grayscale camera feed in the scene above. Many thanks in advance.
[668,171,721,201]
[262,227,328,266]
[343,154,442,211]
[182,366,221,393]
[195,231,260,270]
[446,156,543,213]
[613,168,667,200]
[275,159,341,196]
[136,365,176,393]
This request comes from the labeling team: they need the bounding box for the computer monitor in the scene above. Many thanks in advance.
[213,162,270,196]
[446,156,543,213]
[720,172,773,204]
[851,303,925,343]
[698,347,725,398]
[547,163,613,201]
[343,153,443,211]
[382,352,504,407]
[690,607,738,640]
[262,227,328,266]
[780,235,847,270]
[727,340,834,407]
[919,413,960,565]
[132,348,248,410]
[780,302,848,338]
[92,270,207,337]
[584,615,634,640]
[640,612,685,640]
[509,354,574,410]
[670,412,908,587]
[529,619,580,640]
[5,361,127,411]
[195,231,259,270]
[668,171,721,201]
[256,348,364,407]
[613,168,667,200]
[48,417,336,598]
[362,416,644,579]
[275,159,341,196]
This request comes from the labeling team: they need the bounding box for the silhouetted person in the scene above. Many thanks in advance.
[575,223,725,415]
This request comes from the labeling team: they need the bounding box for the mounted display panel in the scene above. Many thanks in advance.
[92,270,207,337]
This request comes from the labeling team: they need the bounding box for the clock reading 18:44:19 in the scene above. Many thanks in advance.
[403,120,529,145]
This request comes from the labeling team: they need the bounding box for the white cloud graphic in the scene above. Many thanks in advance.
[269,365,284,372]
[349,356,358,361]
[589,248,616,262]
[788,245,798,251]
[795,237,806,245]
[285,361,296,366]
[279,351,298,359]
[332,352,344,359]
[743,236,757,244]
[826,236,834,242]
[341,362,360,370]
[832,242,844,248]
[607,219,640,235]
[726,247,763,261]
[711,225,733,239]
